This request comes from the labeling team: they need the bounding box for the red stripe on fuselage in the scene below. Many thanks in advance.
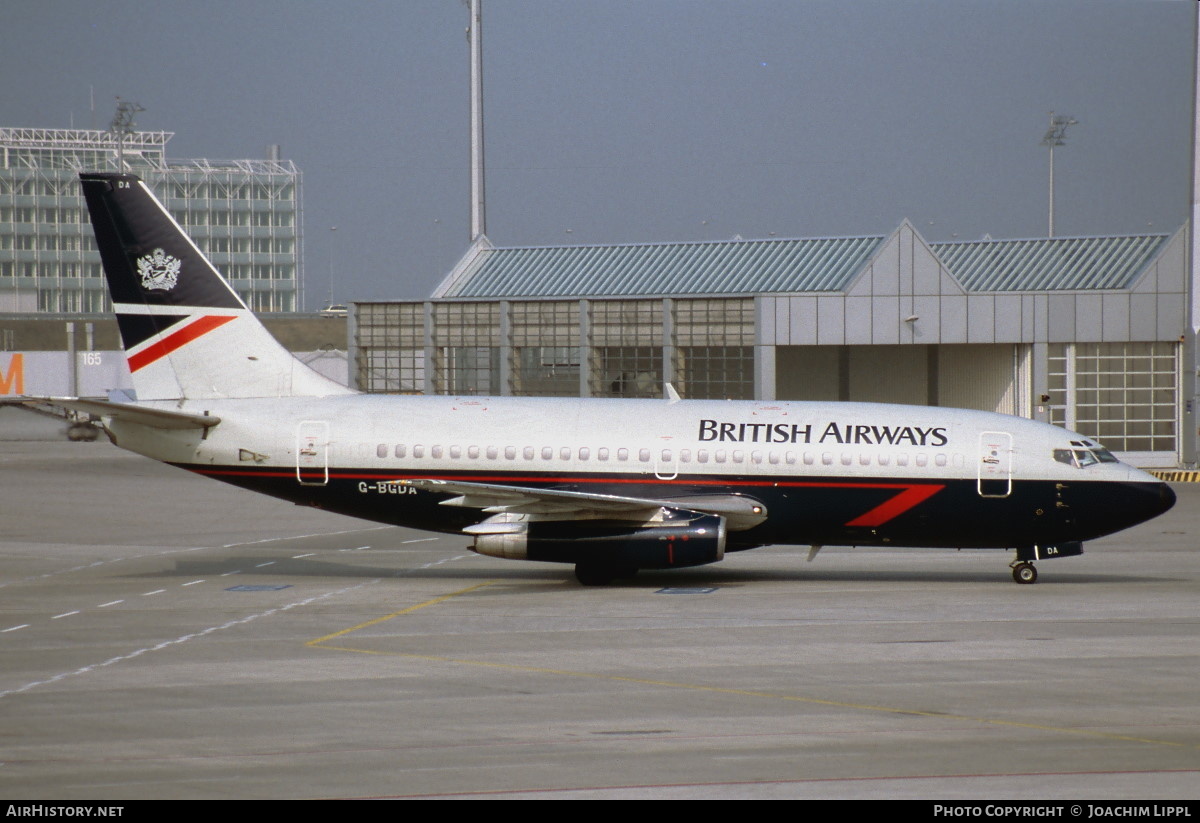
[126,315,236,373]
[843,483,944,527]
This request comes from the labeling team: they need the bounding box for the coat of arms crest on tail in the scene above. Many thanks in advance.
[136,248,181,291]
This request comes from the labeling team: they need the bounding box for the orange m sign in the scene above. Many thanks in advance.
[0,352,24,395]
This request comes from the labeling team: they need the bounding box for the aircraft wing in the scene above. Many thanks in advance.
[17,397,221,430]
[397,477,767,530]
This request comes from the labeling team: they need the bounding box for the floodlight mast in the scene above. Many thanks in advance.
[468,0,486,241]
[108,98,145,172]
[1041,112,1078,238]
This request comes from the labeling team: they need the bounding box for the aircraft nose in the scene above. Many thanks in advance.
[1126,467,1176,517]
[1155,481,1177,514]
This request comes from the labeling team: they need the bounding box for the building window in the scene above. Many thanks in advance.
[1048,342,1177,453]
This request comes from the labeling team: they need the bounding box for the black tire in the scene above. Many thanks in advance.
[574,563,616,586]
[613,564,639,581]
[1012,562,1038,584]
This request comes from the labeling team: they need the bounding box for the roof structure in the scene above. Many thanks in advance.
[431,223,1178,300]
[930,233,1171,291]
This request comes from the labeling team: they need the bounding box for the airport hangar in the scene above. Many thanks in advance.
[351,220,1195,469]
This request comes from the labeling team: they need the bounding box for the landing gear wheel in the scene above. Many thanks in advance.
[66,423,98,441]
[574,563,616,586]
[1011,562,1038,585]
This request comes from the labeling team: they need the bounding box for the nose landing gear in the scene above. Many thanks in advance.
[1010,560,1038,584]
[1010,542,1083,583]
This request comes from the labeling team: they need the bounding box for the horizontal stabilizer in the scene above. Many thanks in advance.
[21,397,220,430]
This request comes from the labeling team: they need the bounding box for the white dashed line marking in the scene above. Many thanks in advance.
[52,611,80,620]
[0,580,379,700]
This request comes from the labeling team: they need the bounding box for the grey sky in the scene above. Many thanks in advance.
[4,0,1195,306]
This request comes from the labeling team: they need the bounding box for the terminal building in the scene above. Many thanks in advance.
[352,221,1194,468]
[0,127,302,314]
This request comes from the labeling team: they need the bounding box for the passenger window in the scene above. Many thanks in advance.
[431,445,443,459]
[896,454,909,467]
[915,454,928,467]
[560,446,571,460]
[751,451,763,464]
[768,452,779,465]
[376,444,387,458]
[523,446,534,460]
[598,447,609,461]
[934,453,947,467]
[468,445,479,459]
[579,447,590,460]
[822,453,833,465]
[732,450,744,463]
[715,450,727,463]
[679,449,691,463]
[413,445,425,458]
[661,449,672,462]
[617,448,629,461]
[877,453,890,466]
[542,447,553,460]
[504,446,516,460]
[639,449,650,462]
[697,450,709,463]
[450,445,462,459]
[486,446,498,460]
[859,453,871,466]
[840,453,852,466]
[394,444,406,459]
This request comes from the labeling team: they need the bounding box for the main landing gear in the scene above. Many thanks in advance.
[574,562,639,586]
[1010,561,1038,585]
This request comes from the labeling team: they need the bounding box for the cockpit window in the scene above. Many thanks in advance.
[1077,439,1120,463]
[1054,445,1112,468]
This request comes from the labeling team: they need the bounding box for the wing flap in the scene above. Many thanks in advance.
[395,478,767,529]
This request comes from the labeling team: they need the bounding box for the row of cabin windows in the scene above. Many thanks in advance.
[373,442,954,468]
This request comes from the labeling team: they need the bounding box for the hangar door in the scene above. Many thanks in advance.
[775,344,1028,415]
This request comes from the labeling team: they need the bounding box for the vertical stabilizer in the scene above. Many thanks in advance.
[80,172,353,400]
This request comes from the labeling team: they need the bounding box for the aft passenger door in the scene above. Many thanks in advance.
[296,420,330,486]
[977,431,1013,498]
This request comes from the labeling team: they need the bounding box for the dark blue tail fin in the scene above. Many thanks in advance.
[80,173,351,400]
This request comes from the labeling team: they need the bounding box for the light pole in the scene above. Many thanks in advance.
[1041,112,1078,238]
[327,226,337,308]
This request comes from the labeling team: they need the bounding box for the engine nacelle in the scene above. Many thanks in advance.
[470,512,727,570]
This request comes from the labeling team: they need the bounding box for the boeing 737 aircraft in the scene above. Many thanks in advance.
[27,172,1176,585]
